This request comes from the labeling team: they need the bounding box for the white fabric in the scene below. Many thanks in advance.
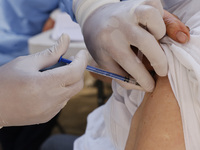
[161,1,200,148]
[74,82,145,150]
[161,13,200,150]
[74,0,200,150]
[161,0,186,10]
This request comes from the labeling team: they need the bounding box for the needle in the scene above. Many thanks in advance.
[59,56,140,86]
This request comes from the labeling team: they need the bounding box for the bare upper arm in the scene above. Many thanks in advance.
[125,76,185,150]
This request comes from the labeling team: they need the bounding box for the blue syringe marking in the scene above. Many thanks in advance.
[59,57,140,85]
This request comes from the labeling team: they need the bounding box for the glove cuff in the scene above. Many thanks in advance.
[73,0,120,28]
[50,9,62,21]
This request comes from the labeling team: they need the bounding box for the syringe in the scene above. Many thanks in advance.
[59,57,140,85]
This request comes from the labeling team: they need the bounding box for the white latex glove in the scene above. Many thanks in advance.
[73,0,167,92]
[0,34,89,126]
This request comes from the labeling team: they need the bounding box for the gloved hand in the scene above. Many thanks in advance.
[73,0,189,91]
[0,34,89,126]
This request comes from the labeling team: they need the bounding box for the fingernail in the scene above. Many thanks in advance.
[176,31,188,43]
[186,26,190,31]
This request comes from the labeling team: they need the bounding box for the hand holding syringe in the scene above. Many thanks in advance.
[59,56,140,86]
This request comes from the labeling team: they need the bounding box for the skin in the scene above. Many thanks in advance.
[163,10,190,43]
[124,11,189,150]
[125,76,185,150]
[90,10,190,83]
[42,10,189,149]
[41,10,190,85]
[42,18,55,32]
[124,10,190,149]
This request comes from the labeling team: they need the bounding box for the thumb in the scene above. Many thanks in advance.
[32,34,70,70]
[163,10,190,43]
[44,50,89,86]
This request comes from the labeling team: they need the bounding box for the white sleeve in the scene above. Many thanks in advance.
[73,0,120,27]
[161,10,200,150]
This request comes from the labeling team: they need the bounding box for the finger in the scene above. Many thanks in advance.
[163,10,190,43]
[47,78,84,105]
[135,4,166,40]
[63,79,84,100]
[49,79,84,120]
[107,31,156,91]
[129,26,168,77]
[32,34,70,70]
[95,54,146,90]
[114,46,155,92]
[115,79,146,91]
[44,50,89,86]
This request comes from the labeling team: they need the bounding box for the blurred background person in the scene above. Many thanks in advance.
[0,1,75,150]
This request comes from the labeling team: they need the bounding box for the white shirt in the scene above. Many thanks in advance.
[74,0,200,150]
[161,0,186,10]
